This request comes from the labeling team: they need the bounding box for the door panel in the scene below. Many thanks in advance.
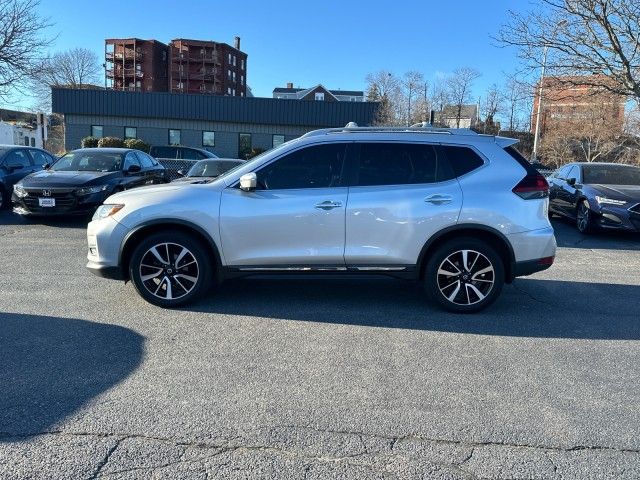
[345,181,462,265]
[220,187,348,266]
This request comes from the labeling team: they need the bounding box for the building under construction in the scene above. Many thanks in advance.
[105,38,169,93]
[105,36,246,97]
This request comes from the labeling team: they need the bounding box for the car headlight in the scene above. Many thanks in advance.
[77,185,109,196]
[13,183,27,198]
[595,196,627,206]
[93,204,124,221]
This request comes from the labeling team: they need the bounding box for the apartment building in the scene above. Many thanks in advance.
[105,38,169,92]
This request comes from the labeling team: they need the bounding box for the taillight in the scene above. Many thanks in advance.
[512,174,549,199]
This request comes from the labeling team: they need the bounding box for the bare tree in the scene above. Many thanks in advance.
[496,0,640,103]
[479,84,504,133]
[365,70,402,125]
[446,67,481,128]
[401,71,426,126]
[503,76,531,132]
[540,101,627,166]
[0,0,51,100]
[32,47,101,110]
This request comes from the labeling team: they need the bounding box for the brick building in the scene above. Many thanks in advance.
[169,37,247,96]
[531,75,626,136]
[105,36,246,97]
[105,38,169,92]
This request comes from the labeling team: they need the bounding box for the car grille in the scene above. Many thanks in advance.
[22,188,77,211]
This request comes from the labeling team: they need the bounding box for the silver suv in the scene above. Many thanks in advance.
[87,126,556,313]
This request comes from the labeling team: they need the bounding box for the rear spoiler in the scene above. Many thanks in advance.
[495,136,519,148]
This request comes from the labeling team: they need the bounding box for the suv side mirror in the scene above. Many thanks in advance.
[127,164,142,174]
[177,169,185,177]
[567,177,576,186]
[239,172,257,192]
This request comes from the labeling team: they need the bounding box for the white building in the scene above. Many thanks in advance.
[0,120,46,149]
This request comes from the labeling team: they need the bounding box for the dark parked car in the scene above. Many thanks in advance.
[0,145,56,209]
[150,146,219,181]
[149,146,218,161]
[548,162,640,233]
[12,148,167,216]
[172,159,245,184]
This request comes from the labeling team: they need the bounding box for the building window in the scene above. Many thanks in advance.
[232,89,236,96]
[272,134,285,148]
[228,53,232,64]
[233,55,236,66]
[241,75,244,85]
[24,137,29,146]
[169,129,181,145]
[227,87,232,95]
[238,133,252,159]
[30,137,36,147]
[125,126,137,139]
[241,59,245,70]
[315,92,325,101]
[232,71,236,81]
[91,125,103,138]
[202,131,215,147]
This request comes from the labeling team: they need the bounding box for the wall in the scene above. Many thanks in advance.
[65,114,313,158]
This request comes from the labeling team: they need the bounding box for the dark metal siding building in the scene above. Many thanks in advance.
[52,88,379,158]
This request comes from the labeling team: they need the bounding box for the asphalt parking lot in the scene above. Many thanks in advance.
[0,211,639,479]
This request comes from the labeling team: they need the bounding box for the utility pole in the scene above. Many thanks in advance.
[531,44,548,163]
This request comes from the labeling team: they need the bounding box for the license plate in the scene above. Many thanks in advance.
[38,198,55,207]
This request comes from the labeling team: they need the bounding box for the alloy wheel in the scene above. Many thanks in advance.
[577,202,590,232]
[436,249,495,306]
[138,242,199,300]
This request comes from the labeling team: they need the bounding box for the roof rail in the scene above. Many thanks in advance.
[302,126,454,138]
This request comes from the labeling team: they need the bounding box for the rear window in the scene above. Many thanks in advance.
[440,146,485,177]
[150,146,177,159]
[503,145,539,175]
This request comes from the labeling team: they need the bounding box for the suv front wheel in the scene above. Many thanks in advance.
[129,232,212,308]
[425,238,505,313]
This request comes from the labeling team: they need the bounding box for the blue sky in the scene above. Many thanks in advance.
[7,0,527,109]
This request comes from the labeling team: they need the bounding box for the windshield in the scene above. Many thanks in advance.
[187,160,244,177]
[51,152,123,172]
[583,165,640,186]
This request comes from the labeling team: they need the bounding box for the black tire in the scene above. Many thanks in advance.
[424,238,505,313]
[129,231,213,308]
[576,200,593,234]
[0,186,7,210]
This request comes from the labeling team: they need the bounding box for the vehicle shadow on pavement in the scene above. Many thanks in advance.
[0,313,144,441]
[192,277,640,340]
[0,210,90,228]
[551,218,640,250]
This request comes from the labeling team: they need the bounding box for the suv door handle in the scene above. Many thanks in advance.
[425,194,453,205]
[315,200,343,210]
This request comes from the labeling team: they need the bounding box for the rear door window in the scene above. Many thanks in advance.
[439,145,485,177]
[355,143,454,186]
[29,149,54,166]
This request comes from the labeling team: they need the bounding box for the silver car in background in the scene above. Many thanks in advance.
[86,126,556,313]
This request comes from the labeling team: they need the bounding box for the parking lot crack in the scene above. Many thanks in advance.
[87,436,123,479]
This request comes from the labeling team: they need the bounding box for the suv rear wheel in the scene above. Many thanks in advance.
[425,238,505,313]
[129,232,212,308]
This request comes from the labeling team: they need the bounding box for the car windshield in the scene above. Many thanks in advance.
[187,160,244,177]
[51,152,123,172]
[583,165,640,185]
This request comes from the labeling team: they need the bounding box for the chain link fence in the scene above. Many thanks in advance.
[157,159,198,181]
